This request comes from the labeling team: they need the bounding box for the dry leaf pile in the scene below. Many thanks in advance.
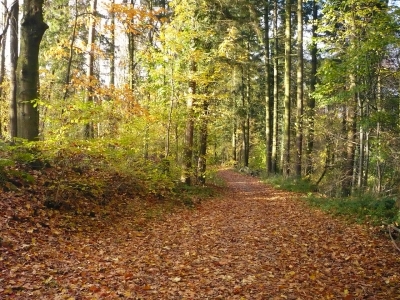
[1,169,399,299]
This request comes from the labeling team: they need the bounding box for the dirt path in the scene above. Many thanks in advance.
[1,169,399,299]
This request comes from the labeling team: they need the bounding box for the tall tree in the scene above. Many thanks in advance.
[84,0,98,138]
[264,0,272,173]
[282,0,291,176]
[109,0,116,87]
[197,99,208,184]
[295,0,304,177]
[63,0,79,101]
[0,0,9,112]
[16,0,48,140]
[180,60,196,184]
[315,0,397,195]
[271,0,279,174]
[9,1,18,138]
[305,0,318,177]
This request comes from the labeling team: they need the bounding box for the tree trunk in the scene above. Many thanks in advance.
[16,0,48,140]
[110,0,115,87]
[9,1,19,138]
[180,61,196,185]
[128,0,135,91]
[241,66,250,167]
[0,0,9,137]
[264,0,272,173]
[295,0,304,177]
[63,0,79,101]
[165,65,174,158]
[342,83,357,197]
[197,101,208,184]
[357,93,365,190]
[84,0,97,139]
[232,67,238,164]
[271,0,279,174]
[232,120,237,163]
[306,0,318,177]
[283,0,291,176]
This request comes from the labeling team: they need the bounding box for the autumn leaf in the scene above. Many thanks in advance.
[1,169,400,299]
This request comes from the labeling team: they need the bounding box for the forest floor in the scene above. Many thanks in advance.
[1,169,400,299]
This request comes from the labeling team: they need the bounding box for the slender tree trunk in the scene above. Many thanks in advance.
[342,10,358,197]
[84,0,97,138]
[63,0,79,101]
[364,130,370,188]
[128,0,135,91]
[375,73,382,193]
[283,0,291,176]
[232,67,238,164]
[165,65,174,158]
[232,119,237,163]
[357,94,365,189]
[245,70,250,167]
[241,66,250,167]
[264,0,272,173]
[180,61,196,185]
[197,100,208,184]
[306,0,318,177]
[271,0,279,173]
[110,0,115,87]
[342,77,357,196]
[16,0,48,140]
[9,1,19,138]
[295,0,304,177]
[0,0,8,136]
[0,0,8,99]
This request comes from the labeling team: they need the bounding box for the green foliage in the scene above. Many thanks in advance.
[0,140,42,189]
[262,175,317,194]
[206,167,227,187]
[172,181,216,207]
[305,194,399,225]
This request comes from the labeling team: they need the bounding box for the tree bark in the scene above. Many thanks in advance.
[128,0,136,91]
[9,1,19,138]
[306,0,318,177]
[342,76,357,197]
[84,0,97,138]
[180,60,196,185]
[282,0,291,176]
[63,0,79,101]
[110,0,115,87]
[197,100,208,184]
[241,65,250,167]
[264,0,272,173]
[16,0,48,140]
[295,0,304,177]
[271,0,279,174]
[0,0,9,114]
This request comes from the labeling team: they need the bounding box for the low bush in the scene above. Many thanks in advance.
[261,174,317,194]
[305,194,399,225]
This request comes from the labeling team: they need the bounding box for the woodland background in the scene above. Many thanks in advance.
[0,0,400,204]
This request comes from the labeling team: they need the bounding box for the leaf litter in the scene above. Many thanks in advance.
[1,169,399,299]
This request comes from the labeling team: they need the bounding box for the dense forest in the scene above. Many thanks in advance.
[2,1,400,298]
[0,0,400,198]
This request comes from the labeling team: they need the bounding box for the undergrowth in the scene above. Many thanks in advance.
[304,194,399,226]
[261,174,317,193]
[261,172,399,226]
[0,139,218,219]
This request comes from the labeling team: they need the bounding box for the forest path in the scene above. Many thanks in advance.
[2,169,400,299]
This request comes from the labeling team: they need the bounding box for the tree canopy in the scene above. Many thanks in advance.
[0,0,399,197]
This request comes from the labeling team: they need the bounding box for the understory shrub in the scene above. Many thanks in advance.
[305,194,399,225]
[261,174,317,194]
